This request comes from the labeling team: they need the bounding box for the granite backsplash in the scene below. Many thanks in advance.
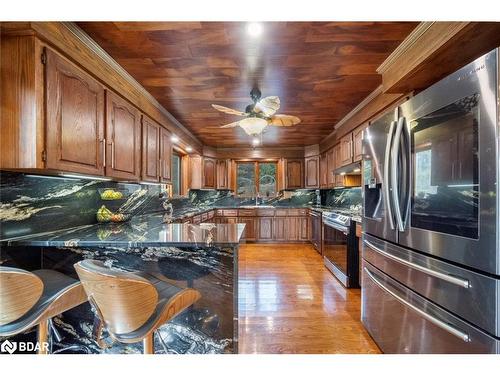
[0,172,165,240]
[0,171,362,240]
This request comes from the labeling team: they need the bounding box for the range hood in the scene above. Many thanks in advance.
[334,161,361,176]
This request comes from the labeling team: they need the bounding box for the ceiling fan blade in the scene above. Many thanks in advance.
[211,104,247,116]
[219,121,241,128]
[254,96,280,117]
[268,114,301,127]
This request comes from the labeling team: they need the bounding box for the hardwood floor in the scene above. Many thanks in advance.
[238,243,380,354]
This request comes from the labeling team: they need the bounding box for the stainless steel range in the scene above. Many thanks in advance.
[361,49,500,353]
[322,211,359,288]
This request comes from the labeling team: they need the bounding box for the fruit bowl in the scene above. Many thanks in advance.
[98,188,128,201]
[96,205,130,223]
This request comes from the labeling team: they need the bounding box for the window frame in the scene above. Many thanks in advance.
[235,160,279,197]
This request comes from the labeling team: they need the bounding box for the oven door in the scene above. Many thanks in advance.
[323,221,349,285]
[396,49,499,275]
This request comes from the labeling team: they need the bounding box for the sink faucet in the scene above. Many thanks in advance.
[255,192,260,206]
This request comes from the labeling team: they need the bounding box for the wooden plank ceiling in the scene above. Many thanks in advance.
[77,22,418,147]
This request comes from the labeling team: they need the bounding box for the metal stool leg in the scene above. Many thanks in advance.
[37,320,49,354]
[143,332,154,354]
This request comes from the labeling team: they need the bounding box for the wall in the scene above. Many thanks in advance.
[0,172,165,240]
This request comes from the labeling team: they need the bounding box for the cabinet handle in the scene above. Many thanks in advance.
[100,138,106,168]
[110,140,115,169]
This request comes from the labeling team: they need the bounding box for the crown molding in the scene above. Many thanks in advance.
[377,22,434,74]
[334,85,383,130]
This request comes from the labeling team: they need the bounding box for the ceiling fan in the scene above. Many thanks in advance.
[211,88,301,137]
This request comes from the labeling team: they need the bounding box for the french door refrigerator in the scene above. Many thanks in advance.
[361,48,500,353]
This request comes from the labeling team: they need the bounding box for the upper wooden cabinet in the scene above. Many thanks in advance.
[305,156,319,188]
[286,159,303,189]
[319,153,328,188]
[159,127,172,183]
[353,123,368,162]
[202,157,216,189]
[106,91,141,180]
[45,48,106,175]
[327,148,335,187]
[141,115,161,182]
[339,133,353,167]
[216,159,229,189]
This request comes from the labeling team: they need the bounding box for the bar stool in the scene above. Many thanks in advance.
[74,259,201,354]
[0,266,87,354]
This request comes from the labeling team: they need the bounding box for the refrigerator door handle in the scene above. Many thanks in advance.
[363,239,471,288]
[391,116,405,232]
[384,120,397,230]
[364,267,471,342]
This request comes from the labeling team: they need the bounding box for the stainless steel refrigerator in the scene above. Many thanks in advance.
[361,48,500,353]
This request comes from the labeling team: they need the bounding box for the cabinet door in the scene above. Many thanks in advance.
[203,157,216,188]
[327,148,336,187]
[299,217,309,241]
[160,127,172,183]
[320,153,328,188]
[216,159,229,189]
[141,115,160,182]
[106,91,141,180]
[353,123,368,162]
[273,217,287,241]
[305,156,319,188]
[340,133,353,166]
[287,217,299,241]
[334,144,342,169]
[258,217,273,241]
[45,48,105,175]
[239,217,256,241]
[286,159,303,188]
[335,174,344,187]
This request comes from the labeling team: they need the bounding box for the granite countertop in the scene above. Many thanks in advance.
[5,213,245,248]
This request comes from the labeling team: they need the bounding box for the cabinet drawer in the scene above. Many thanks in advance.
[256,209,275,217]
[363,233,500,336]
[275,209,288,217]
[192,215,201,224]
[362,261,500,353]
[221,209,238,217]
[207,210,215,219]
[298,209,307,216]
[287,209,302,216]
[201,212,208,221]
[239,209,256,217]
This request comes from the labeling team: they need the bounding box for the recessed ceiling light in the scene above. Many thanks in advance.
[340,172,346,176]
[171,135,179,143]
[252,137,260,146]
[185,146,193,153]
[246,22,263,38]
[353,168,361,173]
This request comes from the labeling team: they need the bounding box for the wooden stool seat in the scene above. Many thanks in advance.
[0,267,87,353]
[74,260,201,354]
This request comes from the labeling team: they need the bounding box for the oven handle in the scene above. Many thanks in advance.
[364,267,471,342]
[324,221,349,235]
[363,239,471,289]
[384,120,396,230]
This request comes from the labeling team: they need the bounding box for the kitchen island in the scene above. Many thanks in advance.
[1,220,245,354]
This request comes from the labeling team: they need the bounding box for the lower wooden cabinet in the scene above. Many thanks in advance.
[273,217,287,241]
[299,217,309,241]
[257,217,274,241]
[239,217,256,241]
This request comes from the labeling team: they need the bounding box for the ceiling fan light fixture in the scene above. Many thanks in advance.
[239,117,268,136]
